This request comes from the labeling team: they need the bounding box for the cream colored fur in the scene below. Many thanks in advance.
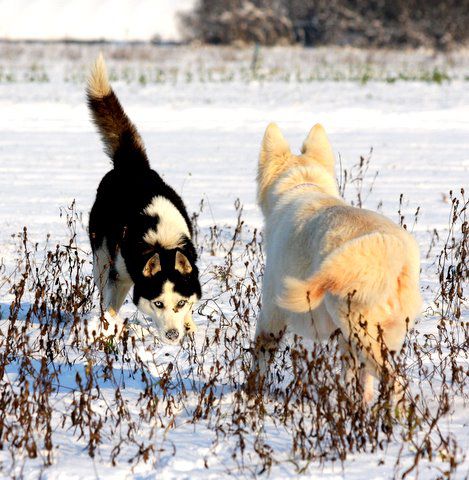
[87,53,111,98]
[254,122,422,403]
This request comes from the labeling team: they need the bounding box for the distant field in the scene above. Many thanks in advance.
[1,42,469,84]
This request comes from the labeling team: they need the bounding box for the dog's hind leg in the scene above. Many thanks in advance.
[93,244,111,309]
[251,308,286,381]
[338,334,375,403]
[93,243,132,314]
[361,370,375,404]
[330,295,411,405]
[107,276,132,313]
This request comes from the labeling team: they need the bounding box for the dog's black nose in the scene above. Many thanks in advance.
[165,329,179,341]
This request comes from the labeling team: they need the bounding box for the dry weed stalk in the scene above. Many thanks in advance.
[0,175,466,478]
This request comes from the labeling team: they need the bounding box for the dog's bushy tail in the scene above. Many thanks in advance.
[86,54,149,170]
[278,232,419,313]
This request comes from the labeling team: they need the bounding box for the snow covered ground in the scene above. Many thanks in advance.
[0,44,468,479]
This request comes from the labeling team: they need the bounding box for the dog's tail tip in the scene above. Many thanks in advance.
[85,54,149,167]
[87,53,111,99]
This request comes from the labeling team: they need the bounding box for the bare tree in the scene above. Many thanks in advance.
[287,0,469,49]
[180,0,294,46]
[181,0,469,49]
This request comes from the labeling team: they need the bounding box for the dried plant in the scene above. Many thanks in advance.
[0,181,467,478]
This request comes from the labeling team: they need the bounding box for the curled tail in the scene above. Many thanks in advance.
[278,232,416,312]
[87,54,149,170]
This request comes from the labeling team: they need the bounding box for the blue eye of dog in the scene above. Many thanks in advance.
[154,301,164,309]
[177,300,186,308]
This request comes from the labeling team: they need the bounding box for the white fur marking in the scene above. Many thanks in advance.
[93,240,132,313]
[143,196,190,249]
[137,280,197,344]
[114,250,132,283]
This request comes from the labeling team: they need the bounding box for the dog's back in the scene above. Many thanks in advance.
[279,205,420,310]
[277,202,421,351]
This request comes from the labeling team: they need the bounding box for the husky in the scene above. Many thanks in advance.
[87,54,201,344]
[253,123,422,402]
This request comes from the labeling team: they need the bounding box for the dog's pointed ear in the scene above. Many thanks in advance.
[260,123,291,166]
[175,251,192,275]
[301,123,335,171]
[143,253,161,277]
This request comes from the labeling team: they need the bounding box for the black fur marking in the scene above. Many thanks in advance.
[88,86,201,308]
[89,169,193,255]
[133,248,201,304]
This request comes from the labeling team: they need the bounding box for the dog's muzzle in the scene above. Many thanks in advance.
[165,328,180,341]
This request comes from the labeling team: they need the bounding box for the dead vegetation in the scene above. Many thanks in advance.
[0,162,467,478]
[183,0,469,50]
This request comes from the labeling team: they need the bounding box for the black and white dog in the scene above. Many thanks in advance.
[87,54,201,344]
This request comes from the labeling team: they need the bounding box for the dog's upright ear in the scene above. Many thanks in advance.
[258,123,292,209]
[259,123,290,168]
[301,124,335,174]
[143,253,161,277]
[175,251,192,275]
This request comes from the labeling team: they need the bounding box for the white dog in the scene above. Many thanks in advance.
[253,123,422,402]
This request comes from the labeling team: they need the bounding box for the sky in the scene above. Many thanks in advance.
[0,0,195,41]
